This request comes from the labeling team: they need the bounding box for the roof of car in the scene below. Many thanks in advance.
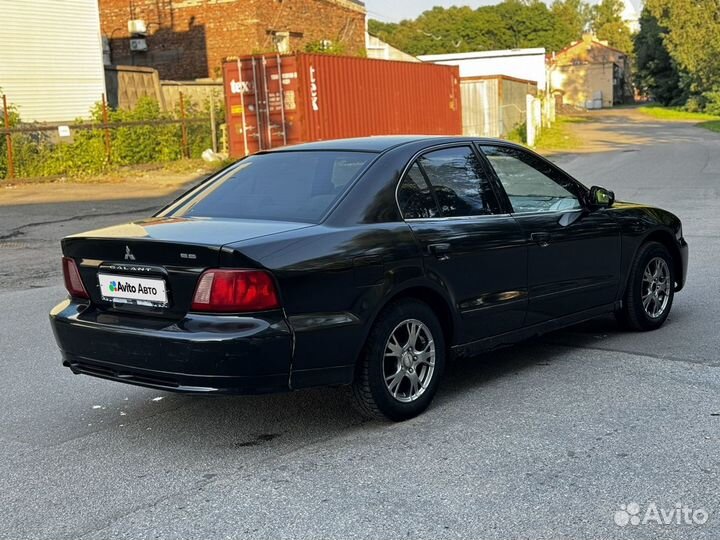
[263,135,499,153]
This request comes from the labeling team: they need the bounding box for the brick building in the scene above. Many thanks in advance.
[99,0,366,80]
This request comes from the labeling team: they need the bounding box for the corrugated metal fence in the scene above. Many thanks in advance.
[461,79,499,137]
[461,76,538,138]
[0,0,106,123]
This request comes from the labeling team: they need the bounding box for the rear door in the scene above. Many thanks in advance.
[398,144,527,343]
[478,143,621,325]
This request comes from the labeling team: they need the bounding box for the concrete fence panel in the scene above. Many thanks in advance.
[104,65,164,111]
[161,81,223,112]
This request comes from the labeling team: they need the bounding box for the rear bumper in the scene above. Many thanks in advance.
[50,299,293,394]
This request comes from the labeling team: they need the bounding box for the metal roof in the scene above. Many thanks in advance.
[418,48,547,62]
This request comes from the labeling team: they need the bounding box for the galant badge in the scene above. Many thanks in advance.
[124,246,136,261]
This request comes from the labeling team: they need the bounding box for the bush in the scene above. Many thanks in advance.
[304,40,346,55]
[110,98,182,165]
[506,122,527,144]
[685,95,704,113]
[1,96,215,180]
[0,94,21,178]
[702,90,720,116]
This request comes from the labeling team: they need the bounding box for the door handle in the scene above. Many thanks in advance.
[530,232,551,247]
[428,243,451,260]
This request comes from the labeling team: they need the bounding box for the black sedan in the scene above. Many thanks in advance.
[50,137,688,421]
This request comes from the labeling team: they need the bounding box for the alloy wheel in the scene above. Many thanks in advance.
[641,256,671,319]
[383,319,436,403]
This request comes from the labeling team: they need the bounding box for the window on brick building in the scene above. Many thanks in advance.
[271,31,290,54]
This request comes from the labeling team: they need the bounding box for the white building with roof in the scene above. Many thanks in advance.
[418,48,547,90]
[366,33,420,63]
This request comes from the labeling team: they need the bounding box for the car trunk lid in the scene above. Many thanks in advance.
[62,217,311,316]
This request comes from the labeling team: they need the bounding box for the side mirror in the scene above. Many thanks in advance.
[589,186,615,208]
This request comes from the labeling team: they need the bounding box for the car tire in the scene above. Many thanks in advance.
[617,241,675,331]
[351,299,446,421]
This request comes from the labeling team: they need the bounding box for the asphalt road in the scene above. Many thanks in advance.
[1,111,719,539]
[0,195,186,292]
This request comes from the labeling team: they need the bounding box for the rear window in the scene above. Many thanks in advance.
[164,151,375,223]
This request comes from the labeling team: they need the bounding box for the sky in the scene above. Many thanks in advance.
[364,0,641,23]
[364,0,497,22]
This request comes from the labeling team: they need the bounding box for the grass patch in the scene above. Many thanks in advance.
[699,120,720,133]
[638,105,720,136]
[637,106,720,122]
[504,115,587,153]
[533,115,585,153]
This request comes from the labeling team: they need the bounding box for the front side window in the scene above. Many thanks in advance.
[398,146,500,219]
[481,145,582,214]
[160,151,375,223]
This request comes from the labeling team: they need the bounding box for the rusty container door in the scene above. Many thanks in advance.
[224,55,304,156]
[224,54,461,158]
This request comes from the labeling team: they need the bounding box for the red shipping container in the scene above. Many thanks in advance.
[223,53,462,157]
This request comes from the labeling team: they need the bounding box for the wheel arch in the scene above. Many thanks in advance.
[352,283,459,374]
[642,229,684,289]
[622,229,683,299]
[383,286,457,347]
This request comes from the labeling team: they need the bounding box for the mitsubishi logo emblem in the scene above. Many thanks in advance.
[124,246,136,261]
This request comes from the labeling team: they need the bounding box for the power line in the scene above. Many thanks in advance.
[364,7,396,22]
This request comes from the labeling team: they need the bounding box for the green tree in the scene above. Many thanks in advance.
[495,0,564,50]
[591,0,634,52]
[551,0,592,46]
[367,20,398,41]
[465,6,515,51]
[402,6,511,54]
[634,8,687,105]
[366,0,590,56]
[646,0,720,100]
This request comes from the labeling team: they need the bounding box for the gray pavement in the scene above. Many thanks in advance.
[1,111,719,539]
[0,196,180,292]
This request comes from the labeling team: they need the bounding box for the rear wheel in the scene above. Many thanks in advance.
[351,299,445,421]
[618,241,675,331]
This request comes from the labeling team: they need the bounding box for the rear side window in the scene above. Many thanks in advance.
[397,163,441,219]
[164,151,375,223]
[398,146,501,219]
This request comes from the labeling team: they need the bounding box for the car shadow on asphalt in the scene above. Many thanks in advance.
[435,316,627,406]
[60,318,630,449]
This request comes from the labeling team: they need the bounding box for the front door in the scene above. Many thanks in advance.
[478,143,621,325]
[397,144,528,343]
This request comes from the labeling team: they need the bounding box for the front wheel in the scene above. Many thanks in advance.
[617,241,675,331]
[351,299,446,421]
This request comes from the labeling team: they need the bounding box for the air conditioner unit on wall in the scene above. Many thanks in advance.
[130,38,148,52]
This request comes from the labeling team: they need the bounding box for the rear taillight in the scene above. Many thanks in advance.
[191,269,280,313]
[62,257,89,299]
